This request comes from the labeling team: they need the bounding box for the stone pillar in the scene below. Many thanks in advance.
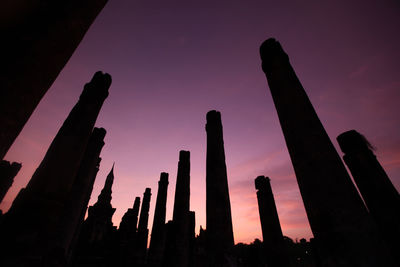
[188,211,196,267]
[136,188,152,264]
[205,110,234,265]
[259,38,396,266]
[0,0,109,159]
[148,172,169,266]
[337,130,400,261]
[53,127,106,257]
[0,72,111,265]
[0,160,21,203]
[255,176,288,267]
[167,151,191,267]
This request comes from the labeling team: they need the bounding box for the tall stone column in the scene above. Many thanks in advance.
[51,127,106,259]
[135,188,152,264]
[0,72,111,265]
[205,110,234,265]
[259,38,396,266]
[148,173,169,267]
[168,150,191,267]
[0,160,21,203]
[337,130,400,261]
[0,0,109,159]
[255,176,288,267]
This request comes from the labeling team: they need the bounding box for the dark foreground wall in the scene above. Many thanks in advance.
[0,0,108,159]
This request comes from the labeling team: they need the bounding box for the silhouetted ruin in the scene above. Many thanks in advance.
[53,127,106,262]
[74,164,117,266]
[206,110,235,266]
[1,12,398,266]
[135,187,152,265]
[337,130,400,262]
[0,72,111,266]
[255,176,288,267]
[260,38,396,266]
[148,173,169,267]
[164,151,193,267]
[118,197,141,266]
[0,160,21,204]
[0,0,109,159]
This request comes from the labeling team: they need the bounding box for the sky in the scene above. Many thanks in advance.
[1,0,400,244]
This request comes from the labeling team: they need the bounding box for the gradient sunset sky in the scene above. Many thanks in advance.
[1,0,400,244]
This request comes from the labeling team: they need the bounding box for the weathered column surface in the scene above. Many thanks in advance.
[260,38,396,266]
[205,110,234,265]
[148,172,169,267]
[0,0,109,159]
[255,176,288,267]
[0,72,111,265]
[0,160,21,203]
[337,130,400,261]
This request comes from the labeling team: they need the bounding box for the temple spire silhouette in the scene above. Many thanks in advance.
[255,176,288,267]
[259,38,396,266]
[337,130,400,262]
[205,110,234,265]
[0,72,111,266]
[0,0,109,160]
[74,163,117,265]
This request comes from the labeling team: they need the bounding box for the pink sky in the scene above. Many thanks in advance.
[1,0,400,244]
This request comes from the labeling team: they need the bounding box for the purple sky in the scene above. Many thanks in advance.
[2,0,400,244]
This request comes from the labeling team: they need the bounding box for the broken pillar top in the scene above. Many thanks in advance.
[145,187,151,195]
[159,172,169,184]
[179,150,190,161]
[206,110,222,132]
[133,196,141,211]
[337,130,374,154]
[80,71,112,102]
[255,175,271,191]
[92,127,107,140]
[259,38,289,75]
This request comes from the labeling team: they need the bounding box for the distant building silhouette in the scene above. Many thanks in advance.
[0,0,109,159]
[0,160,21,204]
[0,72,111,266]
[259,38,396,266]
[118,197,141,266]
[148,173,169,267]
[255,176,289,267]
[205,110,235,266]
[337,130,400,262]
